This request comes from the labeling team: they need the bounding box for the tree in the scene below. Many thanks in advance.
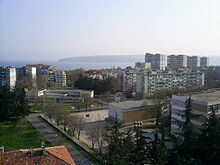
[94,122,106,154]
[86,124,98,149]
[65,69,85,87]
[195,108,220,164]
[147,131,168,165]
[132,129,148,165]
[75,115,85,139]
[0,83,29,121]
[151,90,170,125]
[104,117,124,165]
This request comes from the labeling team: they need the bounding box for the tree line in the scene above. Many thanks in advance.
[74,75,118,95]
[0,83,29,121]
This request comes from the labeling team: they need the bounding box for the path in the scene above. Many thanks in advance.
[27,113,95,165]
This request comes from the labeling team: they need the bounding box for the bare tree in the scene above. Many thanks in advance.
[68,114,84,139]
[67,115,79,135]
[151,90,170,125]
[75,115,85,139]
[94,123,106,154]
[86,125,97,149]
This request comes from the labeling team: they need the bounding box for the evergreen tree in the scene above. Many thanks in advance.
[148,131,168,165]
[195,108,220,164]
[131,129,148,165]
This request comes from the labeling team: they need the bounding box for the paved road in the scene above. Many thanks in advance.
[27,113,95,165]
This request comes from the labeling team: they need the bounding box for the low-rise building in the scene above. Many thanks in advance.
[171,91,220,137]
[27,89,94,103]
[108,99,157,124]
[0,146,76,165]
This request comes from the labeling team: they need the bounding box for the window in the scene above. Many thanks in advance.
[86,114,89,117]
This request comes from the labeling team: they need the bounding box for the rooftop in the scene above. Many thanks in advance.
[110,99,155,110]
[0,146,75,165]
[183,90,220,104]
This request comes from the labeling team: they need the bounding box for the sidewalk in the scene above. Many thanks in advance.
[27,113,95,165]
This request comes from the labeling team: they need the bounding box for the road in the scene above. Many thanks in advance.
[27,113,95,165]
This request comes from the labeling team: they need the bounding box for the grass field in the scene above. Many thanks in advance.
[0,118,52,151]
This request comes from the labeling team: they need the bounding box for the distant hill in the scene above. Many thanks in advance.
[58,55,144,63]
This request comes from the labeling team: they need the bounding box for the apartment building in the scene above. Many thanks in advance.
[167,55,188,68]
[26,64,55,76]
[46,70,67,87]
[0,67,17,88]
[136,70,204,94]
[187,56,201,68]
[16,65,37,80]
[123,69,139,92]
[145,53,166,71]
[171,91,220,137]
[200,57,209,68]
[135,62,151,70]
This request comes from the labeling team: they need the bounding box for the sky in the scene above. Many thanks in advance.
[0,0,220,61]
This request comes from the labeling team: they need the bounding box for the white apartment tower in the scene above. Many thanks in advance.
[187,56,200,68]
[167,55,188,68]
[200,57,209,68]
[0,67,17,88]
[145,53,166,71]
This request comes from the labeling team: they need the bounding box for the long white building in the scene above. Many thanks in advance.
[136,70,204,94]
[171,91,220,137]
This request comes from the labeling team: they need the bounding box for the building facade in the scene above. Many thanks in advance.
[135,62,151,70]
[171,91,220,137]
[136,70,204,94]
[145,53,166,71]
[167,55,188,68]
[187,56,201,68]
[0,67,16,88]
[108,100,157,124]
[200,57,209,68]
[46,70,66,87]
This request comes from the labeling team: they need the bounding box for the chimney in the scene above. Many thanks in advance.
[0,147,4,165]
[41,141,46,156]
[0,147,4,153]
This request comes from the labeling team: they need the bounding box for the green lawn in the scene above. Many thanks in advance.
[0,118,52,151]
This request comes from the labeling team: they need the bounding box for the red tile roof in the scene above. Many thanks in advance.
[0,146,76,165]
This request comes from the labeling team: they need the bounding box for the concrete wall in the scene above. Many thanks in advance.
[72,110,108,123]
[108,104,123,121]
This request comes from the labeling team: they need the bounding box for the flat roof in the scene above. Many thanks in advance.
[183,91,220,104]
[110,99,155,110]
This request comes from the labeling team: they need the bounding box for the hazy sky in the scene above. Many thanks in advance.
[0,0,220,61]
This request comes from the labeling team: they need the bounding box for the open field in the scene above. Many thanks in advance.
[0,118,52,151]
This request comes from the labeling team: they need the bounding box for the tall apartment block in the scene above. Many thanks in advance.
[0,67,17,88]
[17,66,36,80]
[145,53,166,71]
[46,70,66,87]
[167,55,188,68]
[200,57,209,68]
[171,91,220,137]
[136,70,204,94]
[187,56,200,68]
